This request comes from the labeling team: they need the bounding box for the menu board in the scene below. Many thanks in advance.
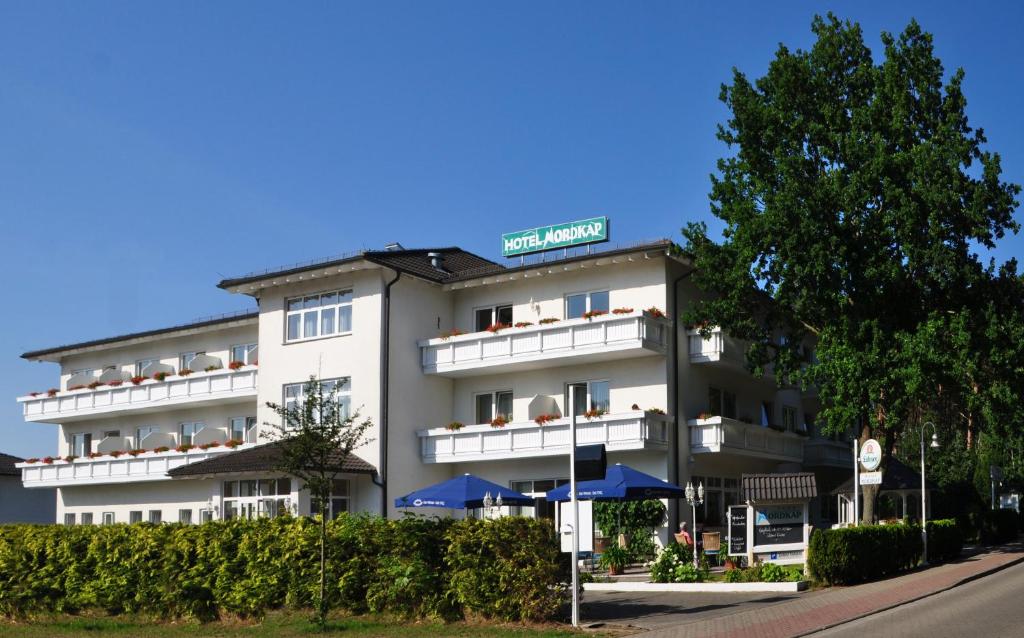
[753,504,805,547]
[728,505,748,555]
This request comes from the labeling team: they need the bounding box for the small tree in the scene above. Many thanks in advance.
[264,376,373,627]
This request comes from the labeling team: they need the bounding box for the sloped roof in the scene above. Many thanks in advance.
[0,453,24,476]
[21,310,258,361]
[742,472,818,502]
[831,458,936,494]
[166,441,376,478]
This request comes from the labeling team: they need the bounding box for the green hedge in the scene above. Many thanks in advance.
[979,509,1020,545]
[0,515,567,621]
[926,519,963,562]
[808,523,922,585]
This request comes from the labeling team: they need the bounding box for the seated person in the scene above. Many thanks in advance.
[674,522,693,547]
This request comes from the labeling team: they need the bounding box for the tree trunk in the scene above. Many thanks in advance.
[318,509,327,627]
[860,416,879,525]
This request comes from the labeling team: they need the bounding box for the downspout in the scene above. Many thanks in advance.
[372,269,402,517]
[670,266,696,533]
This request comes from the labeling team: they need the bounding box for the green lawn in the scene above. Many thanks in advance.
[0,613,588,638]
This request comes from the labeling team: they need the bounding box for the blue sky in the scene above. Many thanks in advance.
[2,1,1023,456]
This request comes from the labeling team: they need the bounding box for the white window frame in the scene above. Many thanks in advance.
[310,478,351,520]
[565,379,611,415]
[178,351,205,372]
[102,512,115,525]
[81,513,94,525]
[70,432,92,457]
[148,510,162,524]
[135,359,159,377]
[102,430,120,439]
[230,343,258,365]
[285,289,353,343]
[129,511,142,524]
[230,416,257,442]
[178,509,193,524]
[564,290,610,319]
[283,378,351,422]
[179,421,206,446]
[473,304,513,331]
[222,479,292,520]
[136,425,158,447]
[64,513,76,526]
[200,509,214,523]
[474,390,513,424]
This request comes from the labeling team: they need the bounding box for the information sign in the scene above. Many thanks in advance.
[728,505,748,556]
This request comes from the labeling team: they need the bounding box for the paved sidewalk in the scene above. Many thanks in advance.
[633,543,1024,638]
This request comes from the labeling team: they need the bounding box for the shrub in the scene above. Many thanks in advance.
[808,523,922,585]
[595,500,665,563]
[0,516,563,622]
[725,563,803,582]
[650,543,695,582]
[980,509,1019,545]
[926,518,963,562]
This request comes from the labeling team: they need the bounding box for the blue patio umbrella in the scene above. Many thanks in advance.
[395,473,535,509]
[545,464,686,502]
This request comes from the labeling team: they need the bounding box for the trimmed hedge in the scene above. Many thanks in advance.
[925,519,963,562]
[808,523,922,585]
[0,515,567,621]
[979,509,1020,545]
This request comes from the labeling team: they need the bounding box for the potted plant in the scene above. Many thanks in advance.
[582,309,608,320]
[514,321,533,328]
[225,439,243,448]
[612,307,634,314]
[485,323,510,333]
[490,415,508,428]
[107,380,124,387]
[439,328,465,340]
[722,540,737,570]
[204,365,221,372]
[645,307,667,319]
[445,421,464,431]
[152,371,172,382]
[153,446,170,453]
[599,545,630,576]
[47,388,59,397]
[228,360,245,370]
[131,376,147,385]
[538,317,560,325]
[179,368,194,376]
[25,458,39,464]
[175,444,194,453]
[86,381,105,390]
[584,408,607,420]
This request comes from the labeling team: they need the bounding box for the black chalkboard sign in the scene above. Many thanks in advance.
[752,505,805,547]
[728,505,748,555]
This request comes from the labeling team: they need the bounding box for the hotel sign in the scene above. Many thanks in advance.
[502,217,609,257]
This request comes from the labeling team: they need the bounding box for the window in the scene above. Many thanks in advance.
[782,406,799,432]
[179,422,205,446]
[71,433,92,457]
[567,380,610,416]
[179,351,205,371]
[310,479,351,520]
[129,511,142,524]
[230,416,257,442]
[223,478,292,519]
[136,426,158,446]
[760,401,775,427]
[64,513,76,526]
[102,430,120,439]
[135,359,158,376]
[283,378,351,421]
[200,509,214,524]
[707,387,737,419]
[178,509,193,524]
[230,343,258,365]
[509,478,568,519]
[102,512,115,525]
[565,290,609,319]
[286,289,353,342]
[474,391,513,424]
[474,305,513,331]
[81,513,94,525]
[148,510,162,524]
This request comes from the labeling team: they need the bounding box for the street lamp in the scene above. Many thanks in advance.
[482,492,503,518]
[920,422,939,565]
[685,481,704,570]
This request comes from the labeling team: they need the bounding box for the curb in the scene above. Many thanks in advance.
[794,548,1024,637]
[584,581,808,593]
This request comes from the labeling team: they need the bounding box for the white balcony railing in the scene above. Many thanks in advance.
[15,443,256,488]
[419,410,671,463]
[17,367,258,423]
[420,311,669,377]
[686,326,749,367]
[688,416,804,463]
[803,439,853,467]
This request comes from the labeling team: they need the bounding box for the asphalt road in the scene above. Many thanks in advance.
[812,559,1024,638]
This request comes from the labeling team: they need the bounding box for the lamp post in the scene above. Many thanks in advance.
[685,481,704,570]
[482,492,504,518]
[920,422,939,565]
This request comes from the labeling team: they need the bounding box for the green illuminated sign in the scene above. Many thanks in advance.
[502,217,609,257]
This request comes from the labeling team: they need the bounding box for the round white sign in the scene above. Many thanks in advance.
[860,439,882,471]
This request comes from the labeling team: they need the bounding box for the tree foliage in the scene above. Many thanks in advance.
[683,14,1022,521]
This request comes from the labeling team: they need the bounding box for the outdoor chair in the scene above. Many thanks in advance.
[702,532,721,565]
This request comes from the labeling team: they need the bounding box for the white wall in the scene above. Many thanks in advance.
[58,478,219,523]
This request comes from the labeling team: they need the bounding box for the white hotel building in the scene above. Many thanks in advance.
[15,240,851,532]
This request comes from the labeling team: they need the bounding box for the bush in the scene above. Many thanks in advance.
[594,500,665,563]
[650,543,708,583]
[808,523,923,585]
[0,515,564,622]
[724,563,803,583]
[926,519,963,562]
[979,509,1019,545]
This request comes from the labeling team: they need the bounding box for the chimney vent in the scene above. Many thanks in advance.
[427,252,445,271]
[384,242,404,252]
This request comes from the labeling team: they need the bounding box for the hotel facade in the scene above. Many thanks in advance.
[14,239,851,535]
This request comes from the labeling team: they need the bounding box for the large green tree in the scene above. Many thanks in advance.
[683,14,1021,522]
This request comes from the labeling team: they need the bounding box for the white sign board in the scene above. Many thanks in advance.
[859,471,883,486]
[558,500,594,553]
[860,439,882,471]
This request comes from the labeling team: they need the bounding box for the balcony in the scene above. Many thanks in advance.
[15,443,256,488]
[420,311,669,377]
[419,410,671,463]
[687,326,750,368]
[688,416,804,463]
[803,439,853,468]
[18,366,258,423]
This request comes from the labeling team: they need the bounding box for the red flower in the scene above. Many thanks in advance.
[583,409,607,420]
[485,323,511,333]
[175,444,194,453]
[514,321,534,328]
[29,392,41,397]
[533,413,561,425]
[47,388,59,397]
[86,381,105,390]
[582,310,608,320]
[153,446,170,453]
[490,415,508,428]
[109,450,125,458]
[131,376,147,385]
[228,361,245,370]
[645,307,666,319]
[25,458,39,464]
[178,369,194,376]
[107,380,124,387]
[439,328,465,340]
[42,456,55,464]
[612,307,634,315]
[445,421,464,431]
[62,455,77,463]
[128,449,146,457]
[539,318,560,325]
[152,372,172,382]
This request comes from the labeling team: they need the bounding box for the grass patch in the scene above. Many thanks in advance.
[0,612,586,637]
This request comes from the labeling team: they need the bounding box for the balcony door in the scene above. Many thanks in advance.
[475,304,513,331]
[565,380,610,417]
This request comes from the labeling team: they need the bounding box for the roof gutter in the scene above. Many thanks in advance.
[371,269,402,517]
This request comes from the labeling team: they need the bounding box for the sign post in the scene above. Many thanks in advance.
[502,217,609,258]
[568,390,579,627]
[853,439,859,526]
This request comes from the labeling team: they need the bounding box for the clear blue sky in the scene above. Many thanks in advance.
[2,1,1023,457]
